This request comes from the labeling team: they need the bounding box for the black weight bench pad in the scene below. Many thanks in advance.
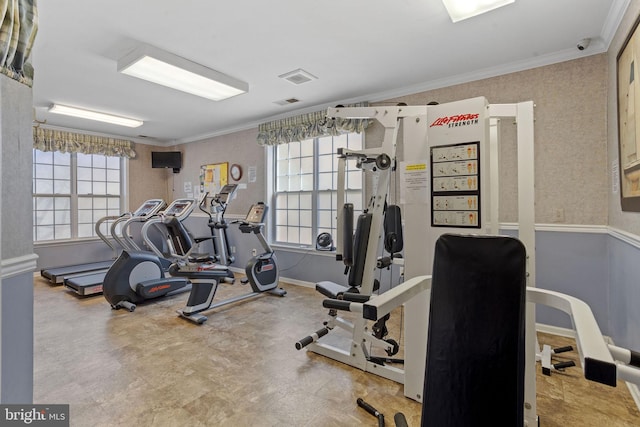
[421,234,526,427]
[316,281,348,299]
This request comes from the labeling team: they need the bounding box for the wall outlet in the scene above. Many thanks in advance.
[230,246,236,254]
[252,248,257,256]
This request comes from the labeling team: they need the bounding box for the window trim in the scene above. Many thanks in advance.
[32,150,128,243]
[267,133,364,249]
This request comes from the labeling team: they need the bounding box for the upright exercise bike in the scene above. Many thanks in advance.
[238,203,282,290]
[176,202,286,324]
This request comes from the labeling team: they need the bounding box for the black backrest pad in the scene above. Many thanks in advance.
[347,212,372,288]
[384,204,403,254]
[421,234,526,427]
[163,216,193,256]
[342,203,354,267]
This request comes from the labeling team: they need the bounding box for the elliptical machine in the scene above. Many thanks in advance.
[201,184,238,281]
[176,202,286,324]
[102,198,199,312]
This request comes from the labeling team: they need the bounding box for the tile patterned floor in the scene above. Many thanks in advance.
[32,275,640,426]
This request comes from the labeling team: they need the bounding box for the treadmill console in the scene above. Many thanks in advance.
[133,199,166,217]
[245,203,268,224]
[163,198,196,218]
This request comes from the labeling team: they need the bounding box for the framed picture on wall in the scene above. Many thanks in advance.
[617,14,640,211]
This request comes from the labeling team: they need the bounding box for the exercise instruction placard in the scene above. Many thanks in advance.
[399,161,429,204]
[431,141,480,228]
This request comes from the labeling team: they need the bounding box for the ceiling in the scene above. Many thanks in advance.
[31,0,629,146]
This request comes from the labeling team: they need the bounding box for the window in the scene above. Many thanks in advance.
[273,133,363,247]
[33,150,124,242]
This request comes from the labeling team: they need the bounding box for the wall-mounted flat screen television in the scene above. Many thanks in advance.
[151,151,182,173]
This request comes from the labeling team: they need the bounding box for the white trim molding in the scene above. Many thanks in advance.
[1,253,39,280]
[609,227,640,250]
[535,223,609,234]
[536,322,576,339]
[500,223,640,245]
[500,222,609,234]
[279,276,314,289]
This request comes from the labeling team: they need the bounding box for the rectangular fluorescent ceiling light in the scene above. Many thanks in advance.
[442,0,515,22]
[49,104,143,128]
[118,44,248,101]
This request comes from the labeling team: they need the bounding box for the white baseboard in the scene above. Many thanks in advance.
[279,275,314,288]
[535,322,576,338]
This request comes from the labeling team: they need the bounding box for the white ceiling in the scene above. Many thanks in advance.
[31,0,629,145]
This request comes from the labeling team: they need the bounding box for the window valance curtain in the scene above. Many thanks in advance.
[256,103,371,146]
[0,0,38,86]
[33,127,137,158]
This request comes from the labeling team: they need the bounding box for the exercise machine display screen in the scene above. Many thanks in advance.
[245,204,267,224]
[217,184,238,203]
[164,199,195,217]
[133,199,164,216]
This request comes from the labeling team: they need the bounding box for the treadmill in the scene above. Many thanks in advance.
[64,198,198,296]
[40,199,166,286]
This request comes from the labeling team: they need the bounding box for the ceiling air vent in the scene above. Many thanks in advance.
[278,68,317,85]
[274,98,301,106]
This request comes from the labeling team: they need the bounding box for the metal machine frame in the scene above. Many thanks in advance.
[298,100,639,426]
[301,105,427,385]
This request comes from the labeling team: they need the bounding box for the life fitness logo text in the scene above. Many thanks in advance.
[430,113,480,128]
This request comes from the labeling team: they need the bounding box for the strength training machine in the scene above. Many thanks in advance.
[296,104,419,387]
[347,234,640,426]
[300,100,640,426]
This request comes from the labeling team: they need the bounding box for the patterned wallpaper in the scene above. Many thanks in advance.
[381,54,608,226]
[132,54,611,227]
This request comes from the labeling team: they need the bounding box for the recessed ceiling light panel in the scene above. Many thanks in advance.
[442,0,515,22]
